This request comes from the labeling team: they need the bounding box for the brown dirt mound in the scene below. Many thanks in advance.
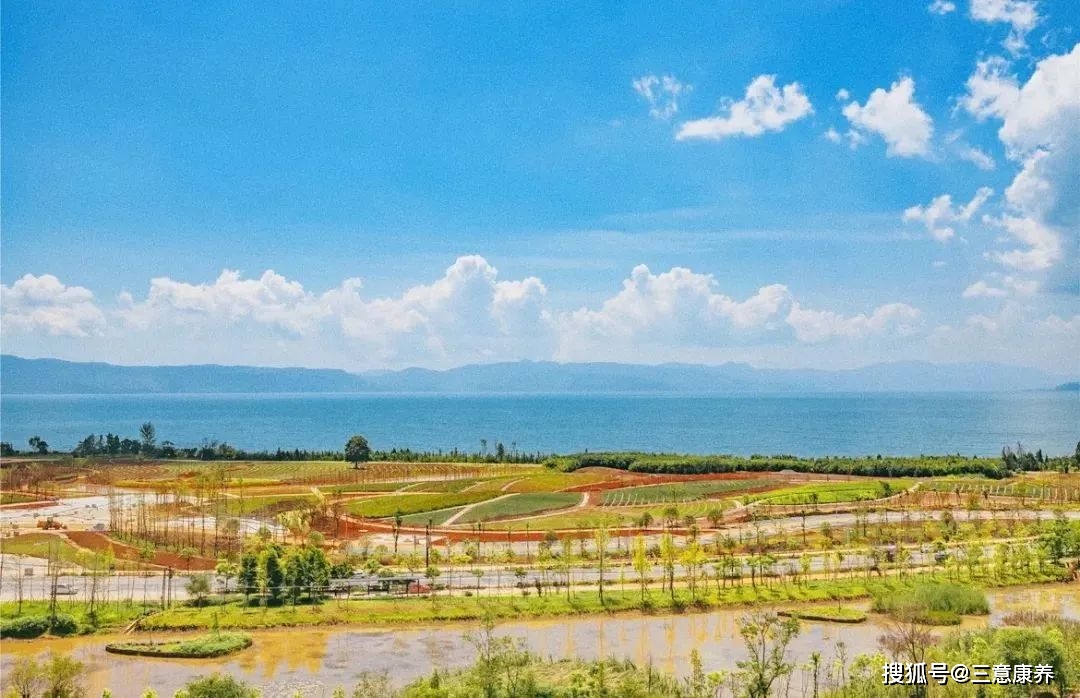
[64,531,217,571]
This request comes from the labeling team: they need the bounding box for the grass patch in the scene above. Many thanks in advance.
[399,505,470,526]
[224,493,318,516]
[1,492,43,505]
[871,581,989,625]
[454,493,581,524]
[600,479,774,506]
[778,606,867,623]
[0,533,84,564]
[748,480,911,505]
[106,632,252,658]
[345,491,493,518]
[1,601,151,636]
[138,567,1067,633]
[320,482,411,494]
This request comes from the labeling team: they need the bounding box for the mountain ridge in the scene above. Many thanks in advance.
[0,355,1068,395]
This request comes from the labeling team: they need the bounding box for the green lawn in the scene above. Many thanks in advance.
[453,493,582,524]
[600,479,775,506]
[0,533,85,564]
[747,479,912,505]
[399,505,470,526]
[345,491,493,519]
[506,471,613,493]
[0,492,42,505]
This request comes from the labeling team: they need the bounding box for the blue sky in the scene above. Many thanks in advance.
[2,1,1078,373]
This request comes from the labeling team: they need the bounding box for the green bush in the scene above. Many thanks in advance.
[0,615,49,638]
[177,674,259,698]
[50,613,79,636]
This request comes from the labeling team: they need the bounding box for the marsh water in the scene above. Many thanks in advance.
[2,585,1078,697]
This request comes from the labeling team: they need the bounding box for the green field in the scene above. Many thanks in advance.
[0,492,42,505]
[600,479,774,506]
[747,479,911,505]
[506,471,614,493]
[224,493,319,516]
[345,491,493,518]
[399,506,470,526]
[0,533,87,565]
[453,492,582,524]
[319,481,411,494]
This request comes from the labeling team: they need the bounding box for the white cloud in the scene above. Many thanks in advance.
[960,57,1020,121]
[786,303,922,343]
[902,187,993,241]
[986,214,1062,270]
[676,75,812,141]
[824,128,843,143]
[957,144,996,169]
[974,45,1080,278]
[962,280,1008,298]
[835,88,850,101]
[632,74,691,121]
[0,274,106,337]
[554,264,922,359]
[929,0,957,13]
[969,0,1041,55]
[841,78,934,157]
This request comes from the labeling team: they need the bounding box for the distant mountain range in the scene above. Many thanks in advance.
[0,355,1071,395]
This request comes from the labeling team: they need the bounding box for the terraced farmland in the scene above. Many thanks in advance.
[599,478,774,506]
[746,479,911,505]
[344,491,493,519]
[453,492,582,524]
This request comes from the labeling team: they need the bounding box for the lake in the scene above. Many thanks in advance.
[1,391,1077,457]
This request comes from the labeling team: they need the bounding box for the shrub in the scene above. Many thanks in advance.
[0,615,49,639]
[176,674,259,698]
[50,613,79,636]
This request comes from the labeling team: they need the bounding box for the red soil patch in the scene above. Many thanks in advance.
[64,531,217,571]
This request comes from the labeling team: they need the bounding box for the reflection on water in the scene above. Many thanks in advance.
[2,585,1077,698]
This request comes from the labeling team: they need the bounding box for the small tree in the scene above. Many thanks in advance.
[8,656,44,698]
[736,612,801,698]
[345,435,371,469]
[186,573,212,607]
[42,653,85,698]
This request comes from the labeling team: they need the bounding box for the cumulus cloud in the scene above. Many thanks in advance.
[927,302,1079,369]
[786,303,922,343]
[969,0,1041,55]
[902,187,993,241]
[632,74,691,120]
[974,45,1079,280]
[554,264,922,359]
[928,0,957,14]
[0,274,106,337]
[960,57,1021,121]
[676,75,812,141]
[841,78,934,157]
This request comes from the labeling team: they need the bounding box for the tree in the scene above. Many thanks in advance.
[261,548,285,604]
[345,435,371,468]
[42,652,85,698]
[186,574,212,606]
[631,535,650,602]
[8,656,44,698]
[594,524,610,605]
[238,552,259,602]
[28,436,49,455]
[140,422,157,455]
[736,612,801,698]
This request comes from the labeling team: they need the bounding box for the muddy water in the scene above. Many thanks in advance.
[2,585,1077,698]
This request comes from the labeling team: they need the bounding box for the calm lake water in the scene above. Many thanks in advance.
[1,392,1077,456]
[1,585,1077,698]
